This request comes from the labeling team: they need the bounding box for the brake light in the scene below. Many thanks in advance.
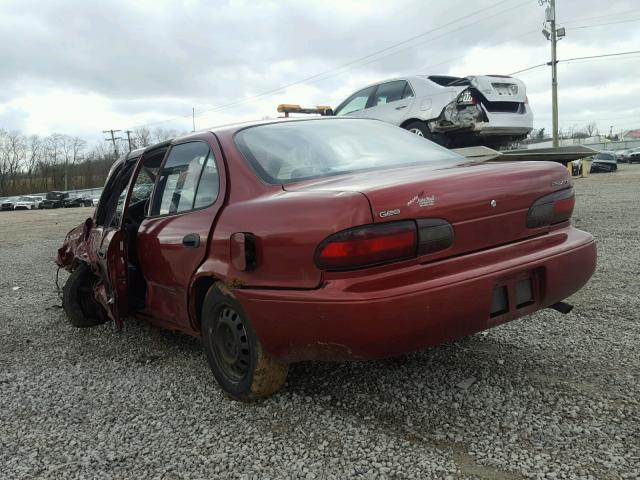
[456,89,477,106]
[526,188,575,228]
[315,221,417,271]
[525,95,529,105]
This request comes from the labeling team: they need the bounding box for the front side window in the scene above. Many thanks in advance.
[150,142,217,216]
[373,80,411,105]
[235,119,463,184]
[334,86,375,116]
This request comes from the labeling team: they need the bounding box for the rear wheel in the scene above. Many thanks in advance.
[404,121,431,139]
[201,285,288,401]
[62,263,108,327]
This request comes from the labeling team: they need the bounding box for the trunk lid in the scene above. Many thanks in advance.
[285,161,571,261]
[467,75,527,103]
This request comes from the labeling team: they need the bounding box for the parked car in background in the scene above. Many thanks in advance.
[590,152,618,173]
[57,117,595,401]
[14,196,39,210]
[614,149,631,163]
[30,195,44,208]
[333,75,533,148]
[42,191,69,208]
[63,196,93,208]
[92,197,100,207]
[1,197,19,211]
[628,150,640,164]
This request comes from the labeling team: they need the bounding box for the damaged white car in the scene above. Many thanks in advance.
[333,75,533,148]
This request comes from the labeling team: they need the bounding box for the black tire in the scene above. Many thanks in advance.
[201,285,288,401]
[62,263,108,328]
[403,121,432,139]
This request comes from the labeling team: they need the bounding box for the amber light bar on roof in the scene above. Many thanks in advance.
[277,104,334,117]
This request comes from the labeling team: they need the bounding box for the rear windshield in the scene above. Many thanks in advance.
[595,153,615,160]
[427,75,469,86]
[235,119,463,184]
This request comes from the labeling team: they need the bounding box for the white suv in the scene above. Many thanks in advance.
[334,75,533,148]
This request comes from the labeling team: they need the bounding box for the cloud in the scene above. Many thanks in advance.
[0,0,639,142]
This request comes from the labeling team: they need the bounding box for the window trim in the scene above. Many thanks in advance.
[146,140,221,219]
[370,80,411,107]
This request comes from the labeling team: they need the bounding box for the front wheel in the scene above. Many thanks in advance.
[62,263,108,327]
[201,285,288,401]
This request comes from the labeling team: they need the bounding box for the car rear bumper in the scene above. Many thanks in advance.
[473,106,533,136]
[236,226,596,363]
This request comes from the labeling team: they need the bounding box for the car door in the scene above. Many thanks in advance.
[136,135,226,330]
[92,157,144,326]
[361,80,415,125]
[333,85,376,118]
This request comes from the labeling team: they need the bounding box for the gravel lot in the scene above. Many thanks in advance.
[1,166,639,480]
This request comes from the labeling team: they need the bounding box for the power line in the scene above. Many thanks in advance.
[562,50,640,63]
[129,0,530,129]
[570,17,640,29]
[193,0,532,119]
[509,50,640,75]
[563,9,640,25]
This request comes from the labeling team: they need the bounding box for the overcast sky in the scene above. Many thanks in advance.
[1,0,639,145]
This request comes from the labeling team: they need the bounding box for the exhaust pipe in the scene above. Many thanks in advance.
[548,301,573,314]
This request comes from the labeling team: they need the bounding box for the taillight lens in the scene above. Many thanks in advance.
[526,188,575,228]
[456,88,478,106]
[315,221,417,271]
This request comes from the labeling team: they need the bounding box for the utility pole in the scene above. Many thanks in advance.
[124,130,133,152]
[103,129,122,158]
[550,0,558,147]
[192,107,196,132]
[541,0,564,147]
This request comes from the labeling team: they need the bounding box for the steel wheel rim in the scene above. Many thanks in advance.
[408,128,424,137]
[210,306,250,382]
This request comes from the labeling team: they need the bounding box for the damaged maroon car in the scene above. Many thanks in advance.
[57,118,596,400]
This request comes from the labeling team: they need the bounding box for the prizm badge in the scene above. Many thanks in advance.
[551,179,569,187]
[407,193,435,207]
[379,209,400,218]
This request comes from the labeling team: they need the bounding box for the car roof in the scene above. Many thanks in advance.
[127,117,380,156]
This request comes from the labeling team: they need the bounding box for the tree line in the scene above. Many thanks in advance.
[0,127,183,197]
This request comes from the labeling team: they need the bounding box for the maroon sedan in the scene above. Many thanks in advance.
[57,118,596,400]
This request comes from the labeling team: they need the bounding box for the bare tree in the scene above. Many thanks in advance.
[133,127,152,148]
[585,122,598,137]
[153,127,181,143]
[25,135,43,191]
[2,131,27,193]
[60,135,87,190]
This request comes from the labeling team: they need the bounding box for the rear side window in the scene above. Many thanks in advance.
[150,142,219,216]
[334,86,375,116]
[373,80,412,105]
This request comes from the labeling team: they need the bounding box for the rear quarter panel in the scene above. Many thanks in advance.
[193,136,373,289]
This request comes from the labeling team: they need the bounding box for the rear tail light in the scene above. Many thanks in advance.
[456,89,478,106]
[315,221,417,271]
[526,188,575,228]
[315,219,454,271]
[525,95,529,104]
[416,218,454,254]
